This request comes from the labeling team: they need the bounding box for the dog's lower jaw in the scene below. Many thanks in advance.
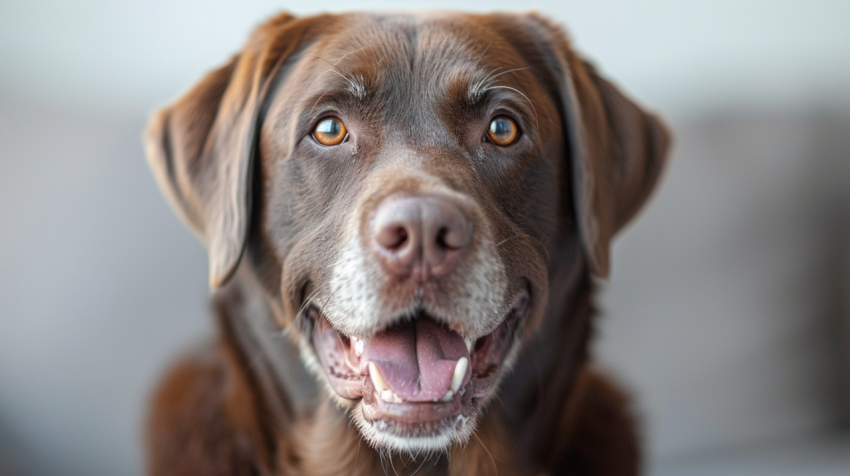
[310,363,484,454]
[352,403,478,455]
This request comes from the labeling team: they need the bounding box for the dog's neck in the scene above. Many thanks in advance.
[212,239,593,475]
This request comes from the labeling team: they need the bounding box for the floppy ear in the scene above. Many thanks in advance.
[527,15,671,277]
[565,58,671,277]
[144,13,322,289]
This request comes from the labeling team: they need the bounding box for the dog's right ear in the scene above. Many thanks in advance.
[523,14,671,278]
[145,13,326,289]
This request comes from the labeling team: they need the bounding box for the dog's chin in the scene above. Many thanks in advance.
[350,397,477,454]
[305,295,527,454]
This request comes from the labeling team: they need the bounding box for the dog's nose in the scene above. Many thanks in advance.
[371,195,472,280]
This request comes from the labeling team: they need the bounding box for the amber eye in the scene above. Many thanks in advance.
[312,117,347,146]
[486,116,519,146]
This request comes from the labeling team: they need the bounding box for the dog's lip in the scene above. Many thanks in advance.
[308,293,528,427]
[360,384,464,423]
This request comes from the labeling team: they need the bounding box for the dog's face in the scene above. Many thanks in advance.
[259,14,561,451]
[146,12,668,454]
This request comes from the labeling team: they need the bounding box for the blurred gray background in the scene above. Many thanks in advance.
[1,1,849,475]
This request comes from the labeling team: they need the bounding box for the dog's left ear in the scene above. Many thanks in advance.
[524,14,672,277]
[145,14,328,289]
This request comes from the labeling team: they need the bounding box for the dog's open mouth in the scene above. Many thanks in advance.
[309,295,527,443]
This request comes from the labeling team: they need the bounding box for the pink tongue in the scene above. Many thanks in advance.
[361,317,469,402]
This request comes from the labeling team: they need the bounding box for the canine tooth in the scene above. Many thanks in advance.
[369,363,389,391]
[464,337,474,353]
[381,390,394,402]
[439,390,454,402]
[451,357,468,392]
[354,337,364,356]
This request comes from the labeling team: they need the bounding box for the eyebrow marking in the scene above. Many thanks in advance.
[310,54,368,101]
[345,75,366,100]
[467,66,530,102]
[468,66,502,102]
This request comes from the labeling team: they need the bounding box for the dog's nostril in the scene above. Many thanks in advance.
[394,228,408,248]
[376,224,409,251]
[436,227,449,249]
[388,227,408,250]
[437,224,469,250]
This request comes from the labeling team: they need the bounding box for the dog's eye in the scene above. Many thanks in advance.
[312,117,348,146]
[486,116,519,146]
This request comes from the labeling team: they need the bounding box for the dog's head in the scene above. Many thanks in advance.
[145,12,668,454]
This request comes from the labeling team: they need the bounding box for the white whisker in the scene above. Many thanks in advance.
[482,85,539,128]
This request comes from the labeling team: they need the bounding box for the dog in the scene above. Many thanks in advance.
[144,11,669,476]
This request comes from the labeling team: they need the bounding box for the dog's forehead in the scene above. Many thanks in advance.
[334,14,501,66]
[290,14,532,113]
[321,14,521,73]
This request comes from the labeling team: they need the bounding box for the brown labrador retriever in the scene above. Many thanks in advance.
[144,11,669,476]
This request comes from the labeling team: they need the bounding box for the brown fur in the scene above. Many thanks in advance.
[144,11,669,476]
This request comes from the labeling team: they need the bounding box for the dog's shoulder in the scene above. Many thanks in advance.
[550,367,641,475]
[145,342,266,476]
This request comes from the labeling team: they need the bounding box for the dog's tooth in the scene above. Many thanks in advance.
[354,337,364,356]
[464,337,474,353]
[381,390,394,402]
[392,392,404,404]
[451,357,468,392]
[369,363,389,392]
[439,390,454,402]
